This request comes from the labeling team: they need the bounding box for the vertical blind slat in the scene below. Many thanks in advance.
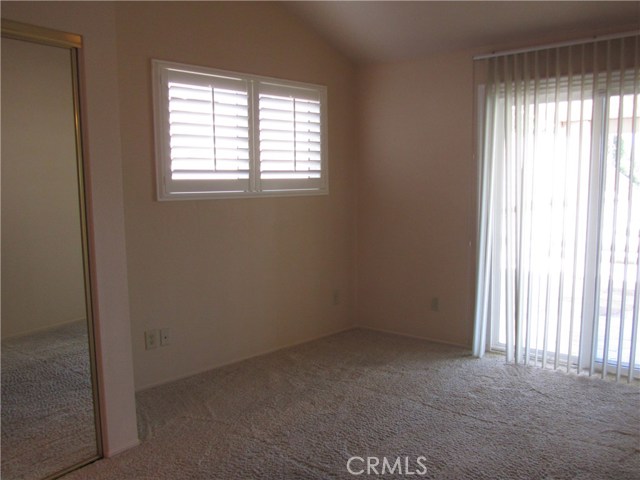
[555,46,570,371]
[523,51,534,366]
[602,39,624,379]
[589,42,604,378]
[541,49,555,369]
[568,43,588,374]
[627,37,640,382]
[615,37,631,382]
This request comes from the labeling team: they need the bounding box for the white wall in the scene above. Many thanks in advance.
[114,1,358,390]
[1,2,138,457]
[1,38,86,338]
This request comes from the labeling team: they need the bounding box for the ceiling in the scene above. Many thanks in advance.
[285,1,640,64]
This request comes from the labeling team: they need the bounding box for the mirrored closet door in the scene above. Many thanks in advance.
[1,20,102,480]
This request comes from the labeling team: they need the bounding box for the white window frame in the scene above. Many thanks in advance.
[152,60,328,200]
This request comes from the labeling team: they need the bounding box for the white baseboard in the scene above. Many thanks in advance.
[355,325,470,349]
[136,324,358,392]
[103,438,141,458]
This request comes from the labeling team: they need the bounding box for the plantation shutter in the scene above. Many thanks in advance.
[160,68,250,195]
[257,82,326,191]
[154,60,328,199]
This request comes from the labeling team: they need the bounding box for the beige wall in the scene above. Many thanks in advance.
[114,2,357,390]
[1,1,139,456]
[1,38,86,338]
[356,52,477,346]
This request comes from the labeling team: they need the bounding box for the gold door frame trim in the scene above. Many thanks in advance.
[1,19,82,48]
[1,19,103,480]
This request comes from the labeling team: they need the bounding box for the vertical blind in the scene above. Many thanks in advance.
[473,34,640,382]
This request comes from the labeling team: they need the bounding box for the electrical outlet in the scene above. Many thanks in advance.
[145,329,159,350]
[160,328,171,346]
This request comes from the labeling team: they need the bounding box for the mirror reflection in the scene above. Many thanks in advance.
[1,32,100,479]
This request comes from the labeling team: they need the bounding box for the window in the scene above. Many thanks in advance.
[152,60,328,200]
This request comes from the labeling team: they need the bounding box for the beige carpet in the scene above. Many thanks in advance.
[1,322,98,480]
[67,329,639,479]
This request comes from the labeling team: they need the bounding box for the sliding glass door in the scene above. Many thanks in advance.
[474,36,640,382]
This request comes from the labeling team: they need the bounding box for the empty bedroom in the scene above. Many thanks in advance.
[1,1,639,479]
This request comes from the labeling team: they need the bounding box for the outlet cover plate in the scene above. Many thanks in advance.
[160,328,171,346]
[145,329,159,350]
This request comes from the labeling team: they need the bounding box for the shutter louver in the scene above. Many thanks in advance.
[259,93,323,187]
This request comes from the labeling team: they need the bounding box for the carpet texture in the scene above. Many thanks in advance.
[67,329,639,480]
[1,322,99,480]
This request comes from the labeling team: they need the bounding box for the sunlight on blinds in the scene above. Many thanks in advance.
[473,35,640,382]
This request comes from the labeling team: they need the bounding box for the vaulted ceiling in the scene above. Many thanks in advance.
[285,1,640,64]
